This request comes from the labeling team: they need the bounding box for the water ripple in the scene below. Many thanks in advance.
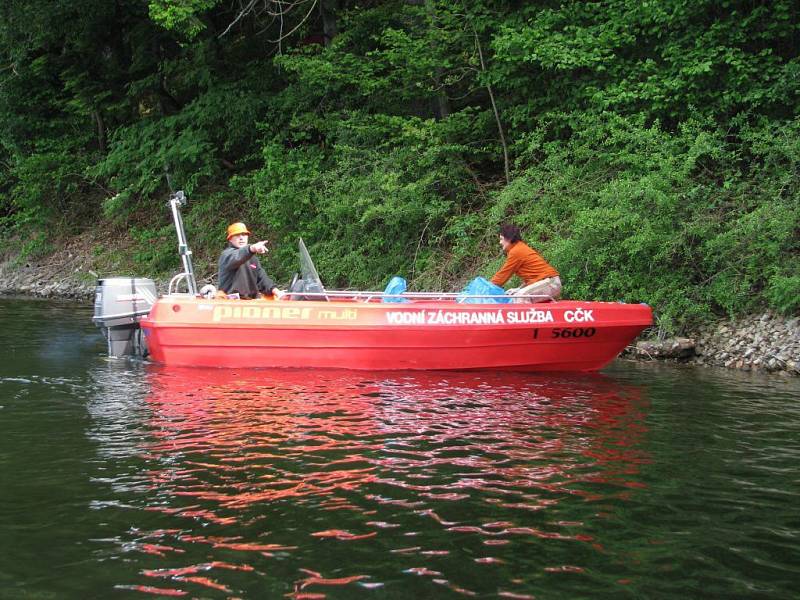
[4,300,799,599]
[80,367,668,597]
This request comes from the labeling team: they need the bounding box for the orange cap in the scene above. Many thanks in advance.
[226,222,251,239]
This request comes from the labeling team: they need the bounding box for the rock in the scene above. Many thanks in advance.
[634,337,696,359]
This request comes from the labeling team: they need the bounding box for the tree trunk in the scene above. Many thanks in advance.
[473,25,510,185]
[93,109,107,153]
[433,67,450,119]
[320,0,338,46]
[424,1,450,120]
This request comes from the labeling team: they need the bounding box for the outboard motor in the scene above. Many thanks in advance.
[93,277,157,357]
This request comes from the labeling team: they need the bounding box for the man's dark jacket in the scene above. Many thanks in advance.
[218,244,277,298]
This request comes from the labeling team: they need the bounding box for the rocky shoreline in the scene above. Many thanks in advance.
[628,312,799,376]
[1,255,797,376]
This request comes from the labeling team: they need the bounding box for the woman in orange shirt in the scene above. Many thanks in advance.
[490,223,562,303]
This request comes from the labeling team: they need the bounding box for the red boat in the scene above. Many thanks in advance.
[93,191,652,371]
[138,295,649,371]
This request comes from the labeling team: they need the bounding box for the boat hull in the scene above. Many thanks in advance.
[140,298,652,371]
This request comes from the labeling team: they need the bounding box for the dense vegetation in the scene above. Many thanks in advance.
[1,0,798,331]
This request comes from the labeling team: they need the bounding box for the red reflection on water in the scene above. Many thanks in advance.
[285,569,371,599]
[131,365,649,595]
[124,585,187,597]
[138,543,181,557]
[140,365,650,514]
[311,529,378,541]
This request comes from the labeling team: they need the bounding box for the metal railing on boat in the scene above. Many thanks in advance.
[283,290,553,303]
[158,288,553,302]
[168,272,197,296]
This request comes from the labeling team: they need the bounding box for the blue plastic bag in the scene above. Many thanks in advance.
[457,276,510,304]
[382,276,410,303]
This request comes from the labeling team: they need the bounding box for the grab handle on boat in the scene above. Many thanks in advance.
[167,190,198,296]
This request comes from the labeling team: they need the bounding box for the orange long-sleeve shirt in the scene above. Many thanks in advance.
[490,241,559,287]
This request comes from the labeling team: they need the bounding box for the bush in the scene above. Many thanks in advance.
[435,113,799,333]
[240,112,476,288]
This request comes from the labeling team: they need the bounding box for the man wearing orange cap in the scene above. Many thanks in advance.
[218,222,285,299]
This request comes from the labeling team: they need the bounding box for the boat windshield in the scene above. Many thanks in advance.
[298,238,327,298]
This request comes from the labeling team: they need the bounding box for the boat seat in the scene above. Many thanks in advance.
[289,274,329,301]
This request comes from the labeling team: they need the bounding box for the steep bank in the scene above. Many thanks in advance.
[1,246,797,376]
[0,239,98,300]
[0,235,201,301]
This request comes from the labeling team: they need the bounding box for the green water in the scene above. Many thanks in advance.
[1,297,798,599]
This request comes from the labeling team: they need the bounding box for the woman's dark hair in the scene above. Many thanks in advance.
[499,223,523,243]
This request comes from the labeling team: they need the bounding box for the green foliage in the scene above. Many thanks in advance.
[241,112,475,287]
[766,275,800,314]
[0,0,797,332]
[449,113,800,330]
[492,0,800,130]
[0,136,97,238]
[148,0,220,39]
[92,113,217,219]
[128,225,178,274]
[15,232,53,262]
[90,63,274,219]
